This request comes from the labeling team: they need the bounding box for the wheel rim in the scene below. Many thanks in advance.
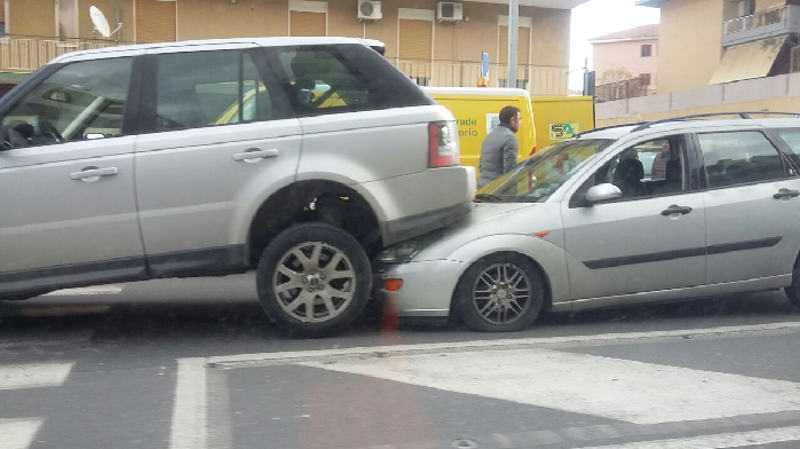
[273,242,356,323]
[472,263,532,326]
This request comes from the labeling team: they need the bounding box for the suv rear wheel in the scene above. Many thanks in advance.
[256,223,371,337]
[785,256,800,309]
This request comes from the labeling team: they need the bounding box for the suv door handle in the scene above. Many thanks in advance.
[773,188,800,199]
[661,204,693,216]
[232,148,279,163]
[70,166,118,181]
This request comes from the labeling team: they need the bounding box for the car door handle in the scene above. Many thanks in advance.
[661,204,693,216]
[70,166,118,181]
[232,148,279,163]
[773,188,800,199]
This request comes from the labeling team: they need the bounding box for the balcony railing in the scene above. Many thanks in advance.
[724,4,787,35]
[0,36,570,96]
[0,36,121,72]
[395,59,569,96]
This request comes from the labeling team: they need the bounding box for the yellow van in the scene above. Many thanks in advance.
[423,87,536,176]
[530,96,595,150]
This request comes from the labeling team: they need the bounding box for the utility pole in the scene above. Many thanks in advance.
[506,0,519,88]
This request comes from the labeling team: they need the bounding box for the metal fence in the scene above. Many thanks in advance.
[723,4,787,35]
[0,36,570,96]
[0,36,120,72]
[595,74,650,103]
[395,59,569,95]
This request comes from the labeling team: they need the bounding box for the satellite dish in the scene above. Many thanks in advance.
[360,2,374,16]
[90,6,112,38]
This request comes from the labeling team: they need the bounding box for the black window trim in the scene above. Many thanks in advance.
[693,129,792,192]
[568,133,698,208]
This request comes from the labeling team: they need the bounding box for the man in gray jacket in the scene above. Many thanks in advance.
[477,106,521,188]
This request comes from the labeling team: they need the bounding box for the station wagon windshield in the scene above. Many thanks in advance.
[477,138,614,202]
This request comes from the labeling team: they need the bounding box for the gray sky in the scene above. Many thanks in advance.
[569,0,660,90]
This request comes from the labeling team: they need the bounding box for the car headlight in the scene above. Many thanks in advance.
[376,241,422,264]
[376,233,444,264]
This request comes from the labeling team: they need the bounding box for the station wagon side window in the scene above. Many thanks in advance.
[1,57,133,149]
[697,131,786,189]
[153,49,277,132]
[570,135,690,206]
[272,46,388,115]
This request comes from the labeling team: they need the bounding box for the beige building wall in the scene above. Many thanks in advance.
[178,0,288,39]
[593,38,658,88]
[8,0,56,37]
[658,0,726,93]
[529,7,570,68]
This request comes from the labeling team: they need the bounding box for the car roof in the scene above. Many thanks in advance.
[577,115,800,141]
[49,36,373,64]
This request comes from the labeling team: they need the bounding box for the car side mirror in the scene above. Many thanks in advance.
[585,183,622,205]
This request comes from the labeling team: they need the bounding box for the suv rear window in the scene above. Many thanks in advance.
[269,44,433,116]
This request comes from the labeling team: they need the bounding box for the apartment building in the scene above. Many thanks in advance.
[0,0,588,95]
[638,0,799,93]
[590,24,659,94]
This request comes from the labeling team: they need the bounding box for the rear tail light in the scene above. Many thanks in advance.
[529,146,537,157]
[429,121,460,168]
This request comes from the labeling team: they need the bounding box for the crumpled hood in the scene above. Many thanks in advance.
[414,201,562,261]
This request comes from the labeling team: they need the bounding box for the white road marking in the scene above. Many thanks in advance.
[169,358,207,449]
[0,419,44,449]
[44,285,124,296]
[207,321,800,368]
[0,362,74,391]
[574,425,800,449]
[300,348,800,425]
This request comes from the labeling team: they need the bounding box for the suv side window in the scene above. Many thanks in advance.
[154,49,275,132]
[697,131,785,188]
[1,57,133,148]
[273,46,387,115]
[572,135,689,206]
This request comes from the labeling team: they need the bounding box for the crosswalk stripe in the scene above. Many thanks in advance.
[44,285,124,296]
[574,425,800,449]
[0,418,44,449]
[0,362,74,391]
[169,358,207,449]
[300,348,800,425]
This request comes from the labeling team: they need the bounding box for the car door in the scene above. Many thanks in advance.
[133,44,302,276]
[0,54,146,295]
[697,129,800,286]
[561,134,707,302]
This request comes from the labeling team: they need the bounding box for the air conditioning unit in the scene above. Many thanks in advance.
[358,0,382,21]
[437,2,463,22]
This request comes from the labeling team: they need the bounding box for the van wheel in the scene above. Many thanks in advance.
[455,253,543,332]
[785,256,800,309]
[256,223,371,337]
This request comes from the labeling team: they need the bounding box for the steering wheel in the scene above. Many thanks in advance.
[37,118,63,143]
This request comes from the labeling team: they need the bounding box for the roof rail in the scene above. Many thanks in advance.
[630,111,800,132]
[574,121,648,139]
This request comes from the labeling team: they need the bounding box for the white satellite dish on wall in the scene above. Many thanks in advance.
[90,6,122,39]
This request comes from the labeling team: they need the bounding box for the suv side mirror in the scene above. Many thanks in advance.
[585,183,622,205]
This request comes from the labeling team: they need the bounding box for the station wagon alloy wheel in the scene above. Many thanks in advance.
[273,242,356,323]
[472,263,532,326]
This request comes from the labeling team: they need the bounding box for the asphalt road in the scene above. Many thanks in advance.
[3,274,800,449]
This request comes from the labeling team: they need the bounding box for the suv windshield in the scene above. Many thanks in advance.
[477,138,614,202]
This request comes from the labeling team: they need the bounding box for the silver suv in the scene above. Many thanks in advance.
[0,37,475,336]
[375,113,800,332]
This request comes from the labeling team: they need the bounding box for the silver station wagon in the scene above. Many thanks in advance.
[375,113,800,332]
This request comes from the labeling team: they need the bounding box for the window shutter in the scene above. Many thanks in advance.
[290,11,325,37]
[135,0,176,43]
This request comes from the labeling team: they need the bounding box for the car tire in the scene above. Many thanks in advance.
[455,253,544,333]
[256,222,372,337]
[785,256,800,309]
